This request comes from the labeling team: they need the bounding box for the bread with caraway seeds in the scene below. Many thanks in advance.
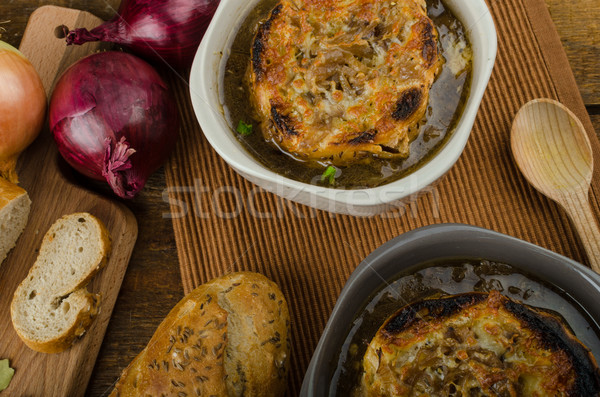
[10,212,111,353]
[110,271,291,397]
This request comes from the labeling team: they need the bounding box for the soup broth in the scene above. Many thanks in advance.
[222,0,472,188]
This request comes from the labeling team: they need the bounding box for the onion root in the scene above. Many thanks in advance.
[102,137,137,199]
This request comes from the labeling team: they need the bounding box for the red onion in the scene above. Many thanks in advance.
[65,0,220,69]
[49,51,179,199]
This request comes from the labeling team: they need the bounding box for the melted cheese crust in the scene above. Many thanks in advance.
[249,0,442,164]
[361,291,600,396]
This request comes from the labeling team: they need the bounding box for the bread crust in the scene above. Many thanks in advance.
[111,286,230,396]
[14,291,100,354]
[10,212,111,353]
[213,272,291,397]
[0,176,27,210]
[110,272,291,397]
[0,176,31,264]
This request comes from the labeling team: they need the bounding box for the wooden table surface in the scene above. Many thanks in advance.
[1,0,599,396]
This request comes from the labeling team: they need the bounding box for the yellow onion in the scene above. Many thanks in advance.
[0,40,46,183]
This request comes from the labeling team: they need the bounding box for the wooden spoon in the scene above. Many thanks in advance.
[511,98,600,273]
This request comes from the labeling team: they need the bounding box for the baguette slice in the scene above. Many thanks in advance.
[0,177,31,265]
[11,212,111,353]
[111,271,291,397]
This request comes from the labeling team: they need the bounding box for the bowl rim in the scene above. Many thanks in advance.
[299,223,600,395]
[190,0,498,207]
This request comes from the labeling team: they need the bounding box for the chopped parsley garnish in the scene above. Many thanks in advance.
[236,120,253,136]
[321,166,337,185]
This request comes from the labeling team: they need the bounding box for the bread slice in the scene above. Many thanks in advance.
[11,212,111,353]
[0,177,31,265]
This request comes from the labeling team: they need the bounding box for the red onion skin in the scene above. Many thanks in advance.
[49,51,179,199]
[66,0,220,69]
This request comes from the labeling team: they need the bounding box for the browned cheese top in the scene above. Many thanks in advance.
[249,0,442,164]
[361,291,600,397]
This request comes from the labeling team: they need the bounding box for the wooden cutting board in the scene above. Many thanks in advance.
[0,6,137,396]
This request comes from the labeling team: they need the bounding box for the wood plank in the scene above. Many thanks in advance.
[592,114,600,140]
[84,170,184,396]
[1,1,597,396]
[0,0,119,46]
[544,0,600,105]
[0,6,137,396]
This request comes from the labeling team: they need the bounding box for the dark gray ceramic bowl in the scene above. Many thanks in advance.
[300,223,600,396]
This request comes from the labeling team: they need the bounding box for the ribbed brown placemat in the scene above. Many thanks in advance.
[164,0,600,394]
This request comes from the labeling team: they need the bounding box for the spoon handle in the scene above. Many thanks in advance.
[561,191,600,273]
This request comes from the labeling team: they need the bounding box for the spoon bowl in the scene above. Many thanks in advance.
[511,98,600,272]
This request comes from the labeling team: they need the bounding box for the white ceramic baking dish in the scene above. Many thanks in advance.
[190,0,497,215]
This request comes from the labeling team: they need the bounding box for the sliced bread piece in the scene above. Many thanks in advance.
[10,212,111,353]
[0,177,31,265]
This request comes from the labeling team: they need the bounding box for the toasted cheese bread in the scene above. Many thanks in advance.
[362,291,600,396]
[249,0,442,164]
